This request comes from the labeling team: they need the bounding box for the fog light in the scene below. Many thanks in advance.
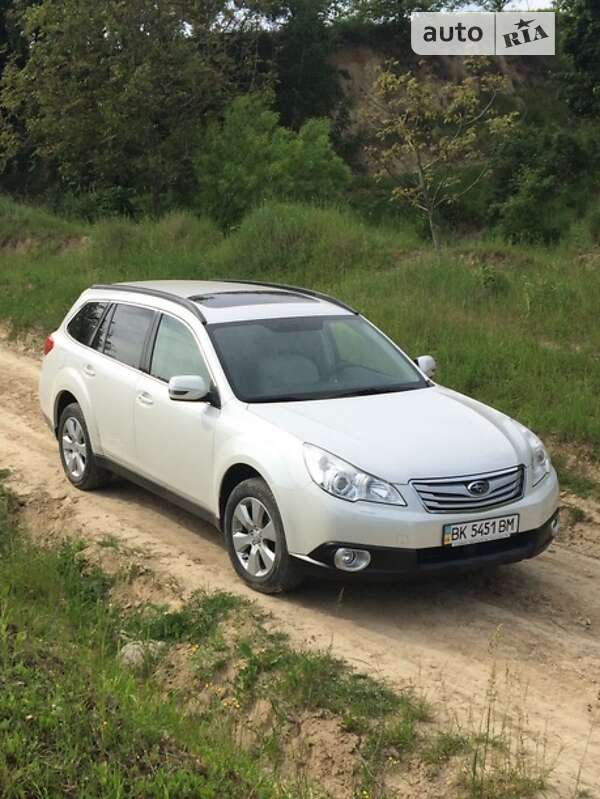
[334,547,371,572]
[551,514,560,536]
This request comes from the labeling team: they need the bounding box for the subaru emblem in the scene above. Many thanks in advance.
[467,479,490,496]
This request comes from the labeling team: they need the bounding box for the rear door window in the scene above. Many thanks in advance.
[103,304,155,369]
[67,302,107,346]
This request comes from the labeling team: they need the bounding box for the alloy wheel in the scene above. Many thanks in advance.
[231,497,277,578]
[61,416,87,480]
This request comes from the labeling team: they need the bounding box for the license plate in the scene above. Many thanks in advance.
[443,514,519,547]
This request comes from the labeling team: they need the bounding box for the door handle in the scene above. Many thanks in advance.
[137,391,154,407]
[83,364,95,377]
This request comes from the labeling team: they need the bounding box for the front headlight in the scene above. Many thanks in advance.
[303,443,406,506]
[516,423,551,486]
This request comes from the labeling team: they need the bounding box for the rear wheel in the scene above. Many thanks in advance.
[224,478,303,594]
[58,403,111,490]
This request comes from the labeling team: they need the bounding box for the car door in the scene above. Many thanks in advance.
[91,302,156,468]
[133,312,218,509]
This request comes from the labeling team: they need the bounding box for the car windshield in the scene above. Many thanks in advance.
[209,315,429,403]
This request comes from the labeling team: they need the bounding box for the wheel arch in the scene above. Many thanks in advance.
[218,463,264,531]
[54,390,79,436]
[51,377,102,455]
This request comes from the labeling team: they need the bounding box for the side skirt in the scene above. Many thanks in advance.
[96,456,221,531]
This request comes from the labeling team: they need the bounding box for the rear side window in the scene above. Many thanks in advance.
[67,302,107,345]
[90,307,112,352]
[103,304,155,369]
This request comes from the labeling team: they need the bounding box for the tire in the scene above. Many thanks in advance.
[224,478,303,594]
[58,402,111,491]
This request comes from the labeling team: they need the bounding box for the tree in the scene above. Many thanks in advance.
[558,0,600,117]
[196,92,351,227]
[0,0,264,214]
[481,0,511,9]
[350,0,440,24]
[255,0,345,130]
[451,0,511,9]
[0,1,35,73]
[366,60,516,248]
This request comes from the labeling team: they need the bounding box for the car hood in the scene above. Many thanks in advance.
[248,386,528,484]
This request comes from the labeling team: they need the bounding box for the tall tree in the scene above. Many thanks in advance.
[366,60,516,248]
[351,0,440,23]
[260,0,344,130]
[0,0,263,214]
[559,0,600,117]
[0,0,34,72]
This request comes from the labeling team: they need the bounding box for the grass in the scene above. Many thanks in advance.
[552,454,599,499]
[0,481,309,798]
[1,195,600,460]
[0,474,549,799]
[422,731,471,769]
[0,194,85,251]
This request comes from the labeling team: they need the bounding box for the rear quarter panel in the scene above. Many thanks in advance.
[40,328,103,452]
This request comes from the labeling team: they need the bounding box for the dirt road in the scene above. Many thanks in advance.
[1,340,598,797]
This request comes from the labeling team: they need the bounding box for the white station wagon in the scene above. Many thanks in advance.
[39,280,560,592]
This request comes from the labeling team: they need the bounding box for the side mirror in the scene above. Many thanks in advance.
[168,375,210,402]
[416,355,437,379]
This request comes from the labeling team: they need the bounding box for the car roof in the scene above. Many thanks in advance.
[89,280,356,324]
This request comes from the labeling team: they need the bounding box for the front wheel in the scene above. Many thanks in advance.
[224,478,303,594]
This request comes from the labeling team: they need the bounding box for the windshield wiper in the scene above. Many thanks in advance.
[335,385,424,399]
[248,384,427,403]
[251,394,313,403]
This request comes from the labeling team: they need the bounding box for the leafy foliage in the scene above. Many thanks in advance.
[559,0,600,117]
[195,93,350,227]
[0,0,262,216]
[366,60,516,248]
[350,0,440,23]
[267,0,345,130]
[490,124,600,243]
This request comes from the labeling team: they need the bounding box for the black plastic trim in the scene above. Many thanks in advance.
[92,302,115,352]
[91,284,208,324]
[86,301,112,347]
[300,511,559,580]
[96,455,221,530]
[141,311,162,374]
[211,279,358,315]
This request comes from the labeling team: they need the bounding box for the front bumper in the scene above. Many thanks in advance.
[297,509,559,579]
[283,466,559,556]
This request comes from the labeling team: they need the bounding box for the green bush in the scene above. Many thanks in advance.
[201,201,415,286]
[195,93,351,229]
[489,124,600,242]
[51,187,136,221]
[497,168,565,244]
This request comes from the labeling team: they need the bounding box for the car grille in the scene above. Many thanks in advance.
[412,466,525,514]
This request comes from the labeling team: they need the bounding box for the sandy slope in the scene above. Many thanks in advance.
[0,341,598,797]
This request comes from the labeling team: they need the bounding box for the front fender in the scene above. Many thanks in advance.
[213,420,310,551]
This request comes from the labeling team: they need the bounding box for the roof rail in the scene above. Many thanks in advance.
[212,280,358,315]
[91,283,207,324]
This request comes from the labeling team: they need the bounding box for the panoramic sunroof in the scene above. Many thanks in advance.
[191,291,317,308]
